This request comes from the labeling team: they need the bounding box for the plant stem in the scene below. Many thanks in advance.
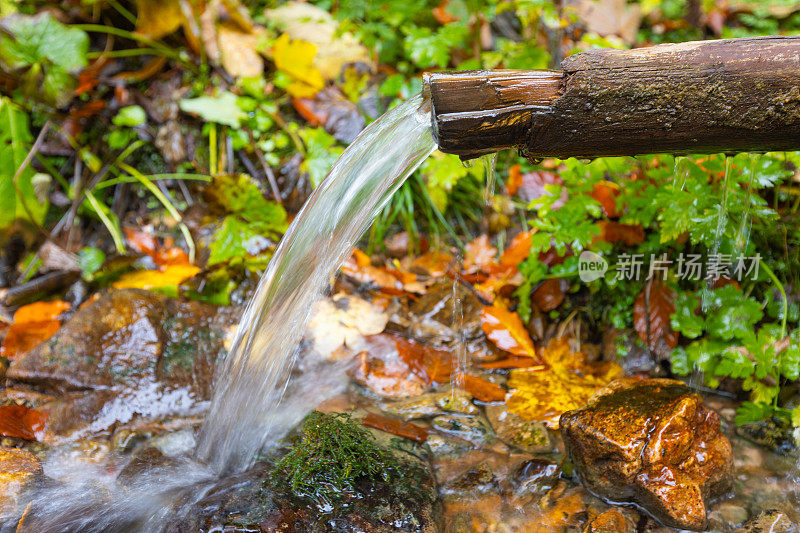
[760,258,788,339]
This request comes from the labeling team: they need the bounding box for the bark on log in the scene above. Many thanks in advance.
[426,36,800,160]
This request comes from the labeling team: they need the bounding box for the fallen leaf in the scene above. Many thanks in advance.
[272,33,325,98]
[463,235,497,274]
[590,181,621,218]
[408,251,454,277]
[0,300,71,359]
[512,170,568,209]
[135,0,184,39]
[480,305,540,360]
[266,2,369,79]
[572,0,643,44]
[342,250,427,295]
[633,279,678,353]
[112,264,200,290]
[506,338,623,428]
[531,278,567,312]
[362,412,428,442]
[292,87,365,144]
[124,227,192,268]
[460,374,506,402]
[218,22,264,78]
[598,220,645,246]
[0,404,47,441]
[307,294,388,358]
[499,230,533,268]
[432,0,459,24]
[179,92,246,128]
[348,346,429,399]
[479,357,545,370]
[506,164,522,195]
[395,336,454,384]
[473,268,524,302]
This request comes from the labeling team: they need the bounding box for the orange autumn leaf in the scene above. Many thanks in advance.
[506,338,623,429]
[480,357,545,370]
[124,227,192,268]
[506,164,522,195]
[432,0,459,24]
[460,374,506,402]
[499,230,533,268]
[342,250,427,295]
[362,412,428,442]
[0,300,71,359]
[633,279,678,353]
[480,305,540,360]
[410,251,454,277]
[394,336,454,384]
[112,264,200,290]
[597,220,645,246]
[0,404,47,441]
[590,182,621,218]
[473,268,523,302]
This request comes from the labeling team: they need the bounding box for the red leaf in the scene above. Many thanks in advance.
[506,164,522,195]
[0,405,47,441]
[633,279,678,353]
[598,221,645,246]
[362,412,428,442]
[590,182,621,218]
[394,336,454,384]
[513,171,568,209]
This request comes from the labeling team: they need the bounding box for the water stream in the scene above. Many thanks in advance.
[198,94,436,473]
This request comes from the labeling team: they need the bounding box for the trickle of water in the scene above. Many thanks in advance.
[197,94,436,474]
[451,275,466,393]
[481,152,498,206]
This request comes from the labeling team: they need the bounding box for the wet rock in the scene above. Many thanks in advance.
[148,429,196,457]
[7,289,236,441]
[733,510,793,533]
[425,433,473,458]
[396,281,483,344]
[736,416,799,456]
[510,458,559,496]
[442,461,497,496]
[431,413,505,451]
[560,378,733,530]
[708,501,749,530]
[383,389,477,420]
[170,427,439,532]
[0,448,41,512]
[485,404,552,453]
[584,509,636,533]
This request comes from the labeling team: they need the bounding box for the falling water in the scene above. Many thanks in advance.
[197,94,436,474]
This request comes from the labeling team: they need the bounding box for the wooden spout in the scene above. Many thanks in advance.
[425,36,800,160]
[423,70,563,158]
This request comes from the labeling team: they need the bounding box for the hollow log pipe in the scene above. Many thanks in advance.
[423,36,800,160]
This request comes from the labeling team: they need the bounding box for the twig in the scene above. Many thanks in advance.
[252,144,283,204]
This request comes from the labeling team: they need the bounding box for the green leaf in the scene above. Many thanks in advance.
[735,401,775,426]
[77,247,106,278]
[0,13,88,106]
[179,92,246,127]
[298,128,342,187]
[671,292,704,338]
[113,105,146,127]
[205,174,287,268]
[0,97,47,228]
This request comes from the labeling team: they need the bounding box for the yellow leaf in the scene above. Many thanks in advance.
[272,33,324,97]
[506,338,623,429]
[113,265,200,290]
[135,0,184,39]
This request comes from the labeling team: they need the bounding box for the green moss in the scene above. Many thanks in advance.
[268,411,406,504]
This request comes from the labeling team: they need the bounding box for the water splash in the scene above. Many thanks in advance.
[197,94,436,474]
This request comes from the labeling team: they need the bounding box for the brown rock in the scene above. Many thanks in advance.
[6,289,236,441]
[560,378,732,530]
[584,509,635,533]
[0,448,41,512]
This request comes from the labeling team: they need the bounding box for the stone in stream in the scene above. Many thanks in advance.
[168,426,440,532]
[0,448,41,512]
[733,510,794,533]
[560,378,733,530]
[6,289,236,442]
[382,389,477,420]
[484,404,552,453]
